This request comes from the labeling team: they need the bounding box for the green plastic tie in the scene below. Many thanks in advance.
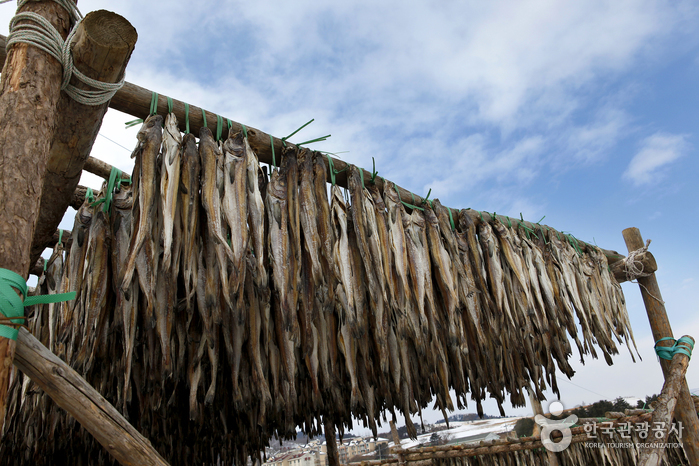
[125,118,143,129]
[506,216,512,228]
[398,186,424,211]
[201,108,207,129]
[184,103,190,134]
[0,268,76,340]
[297,135,330,146]
[42,258,47,273]
[102,167,121,212]
[359,166,364,187]
[216,114,223,141]
[271,135,276,168]
[424,188,431,203]
[479,210,484,222]
[327,155,337,186]
[241,123,248,139]
[655,337,694,361]
[282,119,314,147]
[370,157,378,184]
[167,96,173,115]
[149,92,158,115]
[58,229,63,247]
[447,207,455,231]
[537,215,545,225]
[85,187,94,204]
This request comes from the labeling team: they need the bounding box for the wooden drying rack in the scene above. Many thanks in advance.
[0,5,695,466]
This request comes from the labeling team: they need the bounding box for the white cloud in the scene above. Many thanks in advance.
[623,132,689,185]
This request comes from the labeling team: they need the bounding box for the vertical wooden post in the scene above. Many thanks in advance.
[29,10,137,265]
[527,389,559,466]
[0,0,73,431]
[623,228,699,465]
[639,336,694,466]
[325,416,341,466]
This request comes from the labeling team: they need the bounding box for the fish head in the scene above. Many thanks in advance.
[223,132,245,158]
[137,114,164,142]
[112,183,133,210]
[366,183,386,211]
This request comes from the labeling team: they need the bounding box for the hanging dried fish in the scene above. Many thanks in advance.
[179,133,200,310]
[122,114,163,291]
[161,112,182,271]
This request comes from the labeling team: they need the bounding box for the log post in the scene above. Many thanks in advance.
[14,327,169,465]
[623,228,699,465]
[29,10,137,266]
[526,389,559,466]
[325,416,341,466]
[0,0,74,431]
[639,336,694,466]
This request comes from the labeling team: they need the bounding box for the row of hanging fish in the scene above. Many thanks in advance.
[0,112,638,466]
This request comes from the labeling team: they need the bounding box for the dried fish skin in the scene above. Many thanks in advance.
[160,112,182,271]
[423,201,460,346]
[266,163,299,408]
[221,131,249,301]
[75,210,110,373]
[245,135,267,291]
[122,114,163,291]
[179,133,200,310]
[199,126,235,260]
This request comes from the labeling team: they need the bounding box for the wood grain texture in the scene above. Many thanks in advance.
[14,327,169,466]
[638,336,694,466]
[623,227,699,466]
[29,10,136,266]
[0,0,73,431]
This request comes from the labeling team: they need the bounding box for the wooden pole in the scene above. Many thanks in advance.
[623,227,699,465]
[0,0,74,431]
[14,327,169,466]
[325,416,341,466]
[29,10,137,267]
[526,388,559,466]
[83,155,132,180]
[639,336,694,466]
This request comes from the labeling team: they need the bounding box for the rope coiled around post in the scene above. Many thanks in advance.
[3,0,125,106]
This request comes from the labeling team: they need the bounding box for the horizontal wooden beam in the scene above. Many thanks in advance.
[14,327,169,465]
[84,156,131,180]
[0,32,627,273]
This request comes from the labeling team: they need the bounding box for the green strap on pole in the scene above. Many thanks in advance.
[447,207,455,231]
[216,114,223,141]
[241,123,248,139]
[202,108,207,129]
[327,155,337,186]
[185,103,190,134]
[85,187,94,204]
[655,336,694,360]
[270,134,276,168]
[0,268,76,340]
[282,118,314,147]
[149,91,158,115]
[167,96,173,115]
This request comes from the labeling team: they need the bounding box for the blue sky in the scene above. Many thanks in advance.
[3,0,698,433]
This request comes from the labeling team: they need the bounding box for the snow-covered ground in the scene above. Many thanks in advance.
[394,417,524,450]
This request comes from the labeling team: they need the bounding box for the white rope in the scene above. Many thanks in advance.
[624,239,666,305]
[624,239,652,283]
[3,0,124,106]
